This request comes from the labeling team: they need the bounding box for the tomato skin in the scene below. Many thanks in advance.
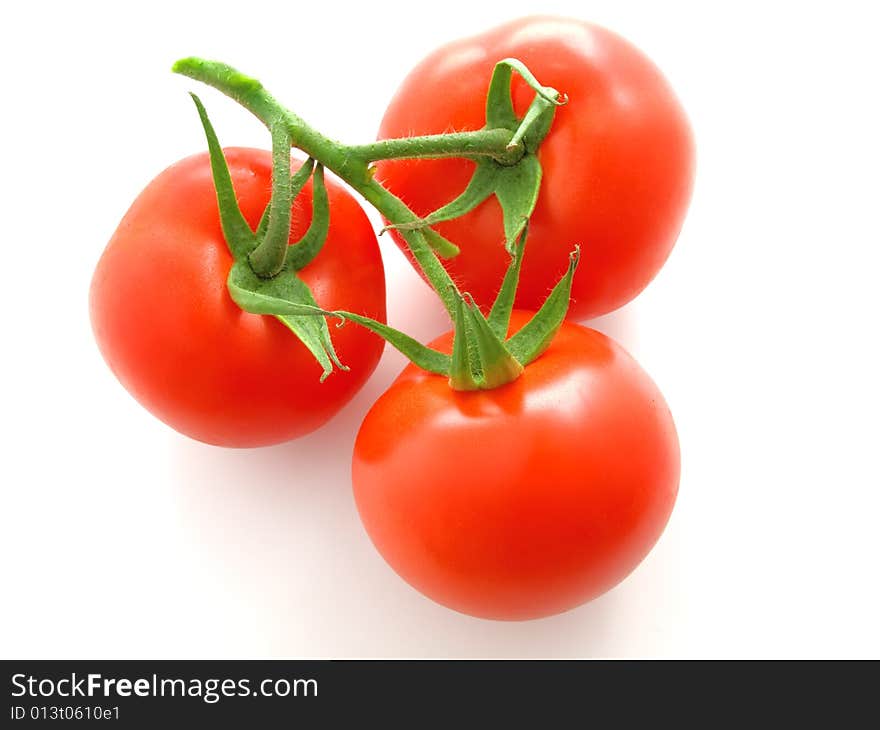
[377,16,695,320]
[90,148,386,447]
[353,312,679,620]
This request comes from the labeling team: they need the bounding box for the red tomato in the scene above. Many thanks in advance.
[353,312,679,620]
[377,16,695,320]
[90,148,386,447]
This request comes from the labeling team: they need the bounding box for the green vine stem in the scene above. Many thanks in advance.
[248,120,293,277]
[349,128,522,165]
[173,58,526,315]
[173,56,571,391]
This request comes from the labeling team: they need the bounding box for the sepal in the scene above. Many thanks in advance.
[506,247,580,366]
[227,262,344,382]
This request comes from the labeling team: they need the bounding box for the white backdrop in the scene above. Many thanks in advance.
[2,1,878,658]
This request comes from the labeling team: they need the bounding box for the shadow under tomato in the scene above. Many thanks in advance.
[270,553,627,657]
[583,301,640,354]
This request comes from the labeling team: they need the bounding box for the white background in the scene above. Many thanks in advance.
[2,1,878,658]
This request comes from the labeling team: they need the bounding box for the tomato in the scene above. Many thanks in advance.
[353,312,679,620]
[377,16,695,320]
[90,148,386,447]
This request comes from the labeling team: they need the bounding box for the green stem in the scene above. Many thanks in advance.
[349,128,520,164]
[358,179,459,314]
[172,59,355,180]
[172,57,462,317]
[248,121,293,277]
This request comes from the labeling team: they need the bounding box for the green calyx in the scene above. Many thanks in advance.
[175,55,573,391]
[381,58,566,253]
[191,94,340,381]
[449,293,523,391]
[447,235,579,390]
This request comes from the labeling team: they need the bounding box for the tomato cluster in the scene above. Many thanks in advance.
[91,17,691,620]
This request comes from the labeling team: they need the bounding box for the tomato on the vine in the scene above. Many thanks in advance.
[90,148,386,447]
[377,16,695,320]
[352,312,679,620]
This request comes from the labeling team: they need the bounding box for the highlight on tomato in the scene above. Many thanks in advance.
[377,16,695,320]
